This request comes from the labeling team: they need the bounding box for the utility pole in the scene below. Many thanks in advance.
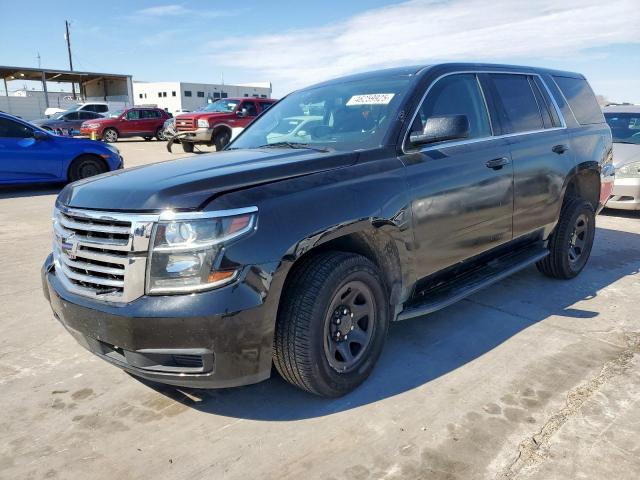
[64,20,76,99]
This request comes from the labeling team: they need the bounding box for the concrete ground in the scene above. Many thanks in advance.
[1,139,639,480]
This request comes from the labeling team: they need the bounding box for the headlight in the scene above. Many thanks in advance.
[197,119,209,128]
[617,161,640,179]
[146,208,257,294]
[105,144,119,155]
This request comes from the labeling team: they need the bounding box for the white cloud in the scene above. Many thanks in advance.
[136,4,242,18]
[208,0,640,96]
[137,4,189,16]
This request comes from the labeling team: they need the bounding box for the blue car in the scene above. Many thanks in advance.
[0,112,123,185]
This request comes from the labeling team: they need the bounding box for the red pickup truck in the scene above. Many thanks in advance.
[174,98,276,152]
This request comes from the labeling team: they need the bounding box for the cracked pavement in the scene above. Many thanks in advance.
[1,140,639,479]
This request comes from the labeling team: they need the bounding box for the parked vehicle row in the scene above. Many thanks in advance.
[42,63,614,397]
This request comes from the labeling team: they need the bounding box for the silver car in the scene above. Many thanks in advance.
[604,106,640,210]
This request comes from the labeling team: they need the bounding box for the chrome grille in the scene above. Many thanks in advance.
[52,206,158,303]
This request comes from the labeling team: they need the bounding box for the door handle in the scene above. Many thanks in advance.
[485,157,510,170]
[552,144,568,154]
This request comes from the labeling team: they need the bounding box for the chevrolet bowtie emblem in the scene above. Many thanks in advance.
[62,234,79,259]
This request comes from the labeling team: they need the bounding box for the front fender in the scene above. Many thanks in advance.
[207,153,414,317]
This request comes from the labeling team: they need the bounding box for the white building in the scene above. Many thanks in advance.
[133,81,272,114]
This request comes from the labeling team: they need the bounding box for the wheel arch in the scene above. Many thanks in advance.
[561,162,600,211]
[278,226,406,314]
[67,153,108,181]
[211,123,232,141]
[102,126,120,136]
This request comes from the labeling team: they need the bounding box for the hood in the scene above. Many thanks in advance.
[58,148,357,211]
[612,142,640,168]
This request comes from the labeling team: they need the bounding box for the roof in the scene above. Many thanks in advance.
[223,97,274,101]
[301,62,585,92]
[0,65,131,83]
[603,105,640,113]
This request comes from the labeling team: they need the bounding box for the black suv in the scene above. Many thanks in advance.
[42,63,614,397]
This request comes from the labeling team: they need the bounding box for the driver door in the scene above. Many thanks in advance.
[123,109,142,136]
[399,73,514,279]
[0,118,62,182]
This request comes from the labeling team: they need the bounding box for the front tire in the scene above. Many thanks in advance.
[274,251,389,397]
[214,130,231,151]
[103,128,118,143]
[68,155,107,182]
[155,128,166,141]
[182,141,194,153]
[536,198,595,279]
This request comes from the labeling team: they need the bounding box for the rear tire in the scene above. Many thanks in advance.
[68,155,107,182]
[214,130,231,151]
[273,251,389,397]
[182,141,194,153]
[103,128,118,143]
[536,198,595,279]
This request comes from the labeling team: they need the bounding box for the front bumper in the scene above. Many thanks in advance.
[41,254,277,388]
[175,127,213,143]
[607,177,640,211]
[79,127,101,138]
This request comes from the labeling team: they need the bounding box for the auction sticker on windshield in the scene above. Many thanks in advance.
[346,93,395,106]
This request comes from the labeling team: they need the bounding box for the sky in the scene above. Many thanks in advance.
[1,0,639,102]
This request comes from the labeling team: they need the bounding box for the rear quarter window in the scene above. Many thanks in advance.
[553,76,604,125]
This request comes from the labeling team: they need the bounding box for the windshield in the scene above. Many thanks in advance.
[50,112,66,120]
[230,76,412,151]
[109,109,124,118]
[202,100,239,113]
[605,112,640,145]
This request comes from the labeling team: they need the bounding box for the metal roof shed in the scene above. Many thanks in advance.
[0,65,133,107]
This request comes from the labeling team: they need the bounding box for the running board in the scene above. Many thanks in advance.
[396,245,549,321]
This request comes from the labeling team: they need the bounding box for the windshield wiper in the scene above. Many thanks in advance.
[256,142,331,152]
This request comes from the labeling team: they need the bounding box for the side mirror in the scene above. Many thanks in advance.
[409,115,470,147]
[33,130,49,141]
[236,109,246,118]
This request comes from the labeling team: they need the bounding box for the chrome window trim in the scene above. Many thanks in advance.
[402,70,568,155]
[549,76,579,126]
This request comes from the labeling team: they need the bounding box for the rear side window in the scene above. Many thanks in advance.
[260,102,275,112]
[79,111,101,120]
[412,73,491,140]
[141,109,160,119]
[553,76,604,125]
[490,74,543,133]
